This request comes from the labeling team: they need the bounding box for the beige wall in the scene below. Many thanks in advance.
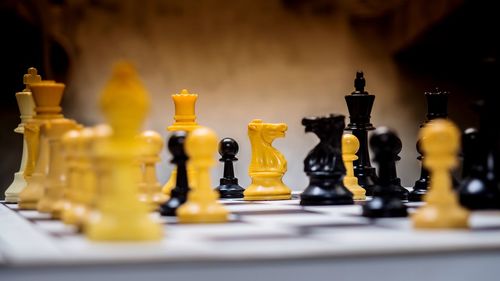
[62,0,422,189]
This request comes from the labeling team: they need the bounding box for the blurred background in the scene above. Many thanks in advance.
[0,0,498,197]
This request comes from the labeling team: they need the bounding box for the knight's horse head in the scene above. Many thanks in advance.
[248,119,287,144]
[302,114,345,142]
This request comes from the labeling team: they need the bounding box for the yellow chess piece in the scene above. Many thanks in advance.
[244,119,292,201]
[61,129,81,225]
[342,134,366,200]
[19,80,68,210]
[412,119,469,229]
[162,89,200,196]
[85,62,162,241]
[137,130,168,210]
[37,118,78,215]
[177,127,229,223]
[5,68,39,202]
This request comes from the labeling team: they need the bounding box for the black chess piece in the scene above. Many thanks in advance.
[300,114,354,206]
[345,71,378,195]
[410,88,450,201]
[160,132,189,216]
[458,92,500,209]
[362,127,408,218]
[216,138,244,198]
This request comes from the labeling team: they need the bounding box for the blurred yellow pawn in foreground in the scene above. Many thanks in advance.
[412,119,469,229]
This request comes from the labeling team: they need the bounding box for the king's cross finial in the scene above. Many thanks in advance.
[23,67,42,92]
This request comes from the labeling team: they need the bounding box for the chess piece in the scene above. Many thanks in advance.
[4,67,39,202]
[160,132,190,216]
[244,119,292,201]
[162,89,200,196]
[137,130,168,210]
[177,127,229,223]
[36,118,78,215]
[342,134,366,200]
[216,138,244,198]
[458,128,498,209]
[61,129,81,225]
[85,62,162,241]
[362,128,407,218]
[412,119,469,229]
[410,88,449,201]
[300,115,354,205]
[345,72,378,195]
[19,80,69,210]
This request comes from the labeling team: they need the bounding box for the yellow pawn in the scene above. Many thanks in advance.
[37,118,78,215]
[137,130,168,210]
[342,134,366,200]
[412,119,469,229]
[244,119,292,201]
[61,129,81,225]
[177,127,229,223]
[85,62,162,241]
[162,89,200,196]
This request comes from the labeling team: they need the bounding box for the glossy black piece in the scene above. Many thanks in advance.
[459,88,500,209]
[216,138,244,198]
[160,132,189,216]
[362,127,408,218]
[345,71,378,195]
[300,114,354,206]
[409,89,449,201]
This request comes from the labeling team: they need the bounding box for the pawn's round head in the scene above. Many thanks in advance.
[168,131,187,158]
[62,129,81,155]
[219,138,239,157]
[370,127,402,160]
[342,134,359,155]
[185,127,219,165]
[462,127,480,152]
[138,130,164,155]
[419,119,460,161]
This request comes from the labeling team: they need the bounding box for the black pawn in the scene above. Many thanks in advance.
[160,132,189,216]
[300,114,354,206]
[216,138,244,198]
[408,140,429,201]
[410,88,449,201]
[362,127,408,218]
[345,71,378,195]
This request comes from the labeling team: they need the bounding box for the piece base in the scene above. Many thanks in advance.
[245,194,292,201]
[217,184,245,199]
[362,197,408,218]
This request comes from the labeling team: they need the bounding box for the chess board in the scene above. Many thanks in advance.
[3,194,500,280]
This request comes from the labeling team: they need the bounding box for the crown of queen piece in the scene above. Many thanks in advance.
[168,89,200,132]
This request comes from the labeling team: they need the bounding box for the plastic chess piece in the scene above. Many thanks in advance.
[410,88,449,201]
[19,80,68,210]
[137,130,168,210]
[362,127,408,218]
[160,132,190,216]
[61,129,81,225]
[458,128,499,209]
[345,71,378,195]
[36,118,78,215]
[4,67,39,202]
[85,62,162,241]
[412,119,469,229]
[177,127,229,223]
[300,115,353,205]
[342,134,366,200]
[216,138,244,198]
[162,89,200,196]
[244,119,292,201]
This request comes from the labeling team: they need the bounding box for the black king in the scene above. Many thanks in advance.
[345,72,378,195]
